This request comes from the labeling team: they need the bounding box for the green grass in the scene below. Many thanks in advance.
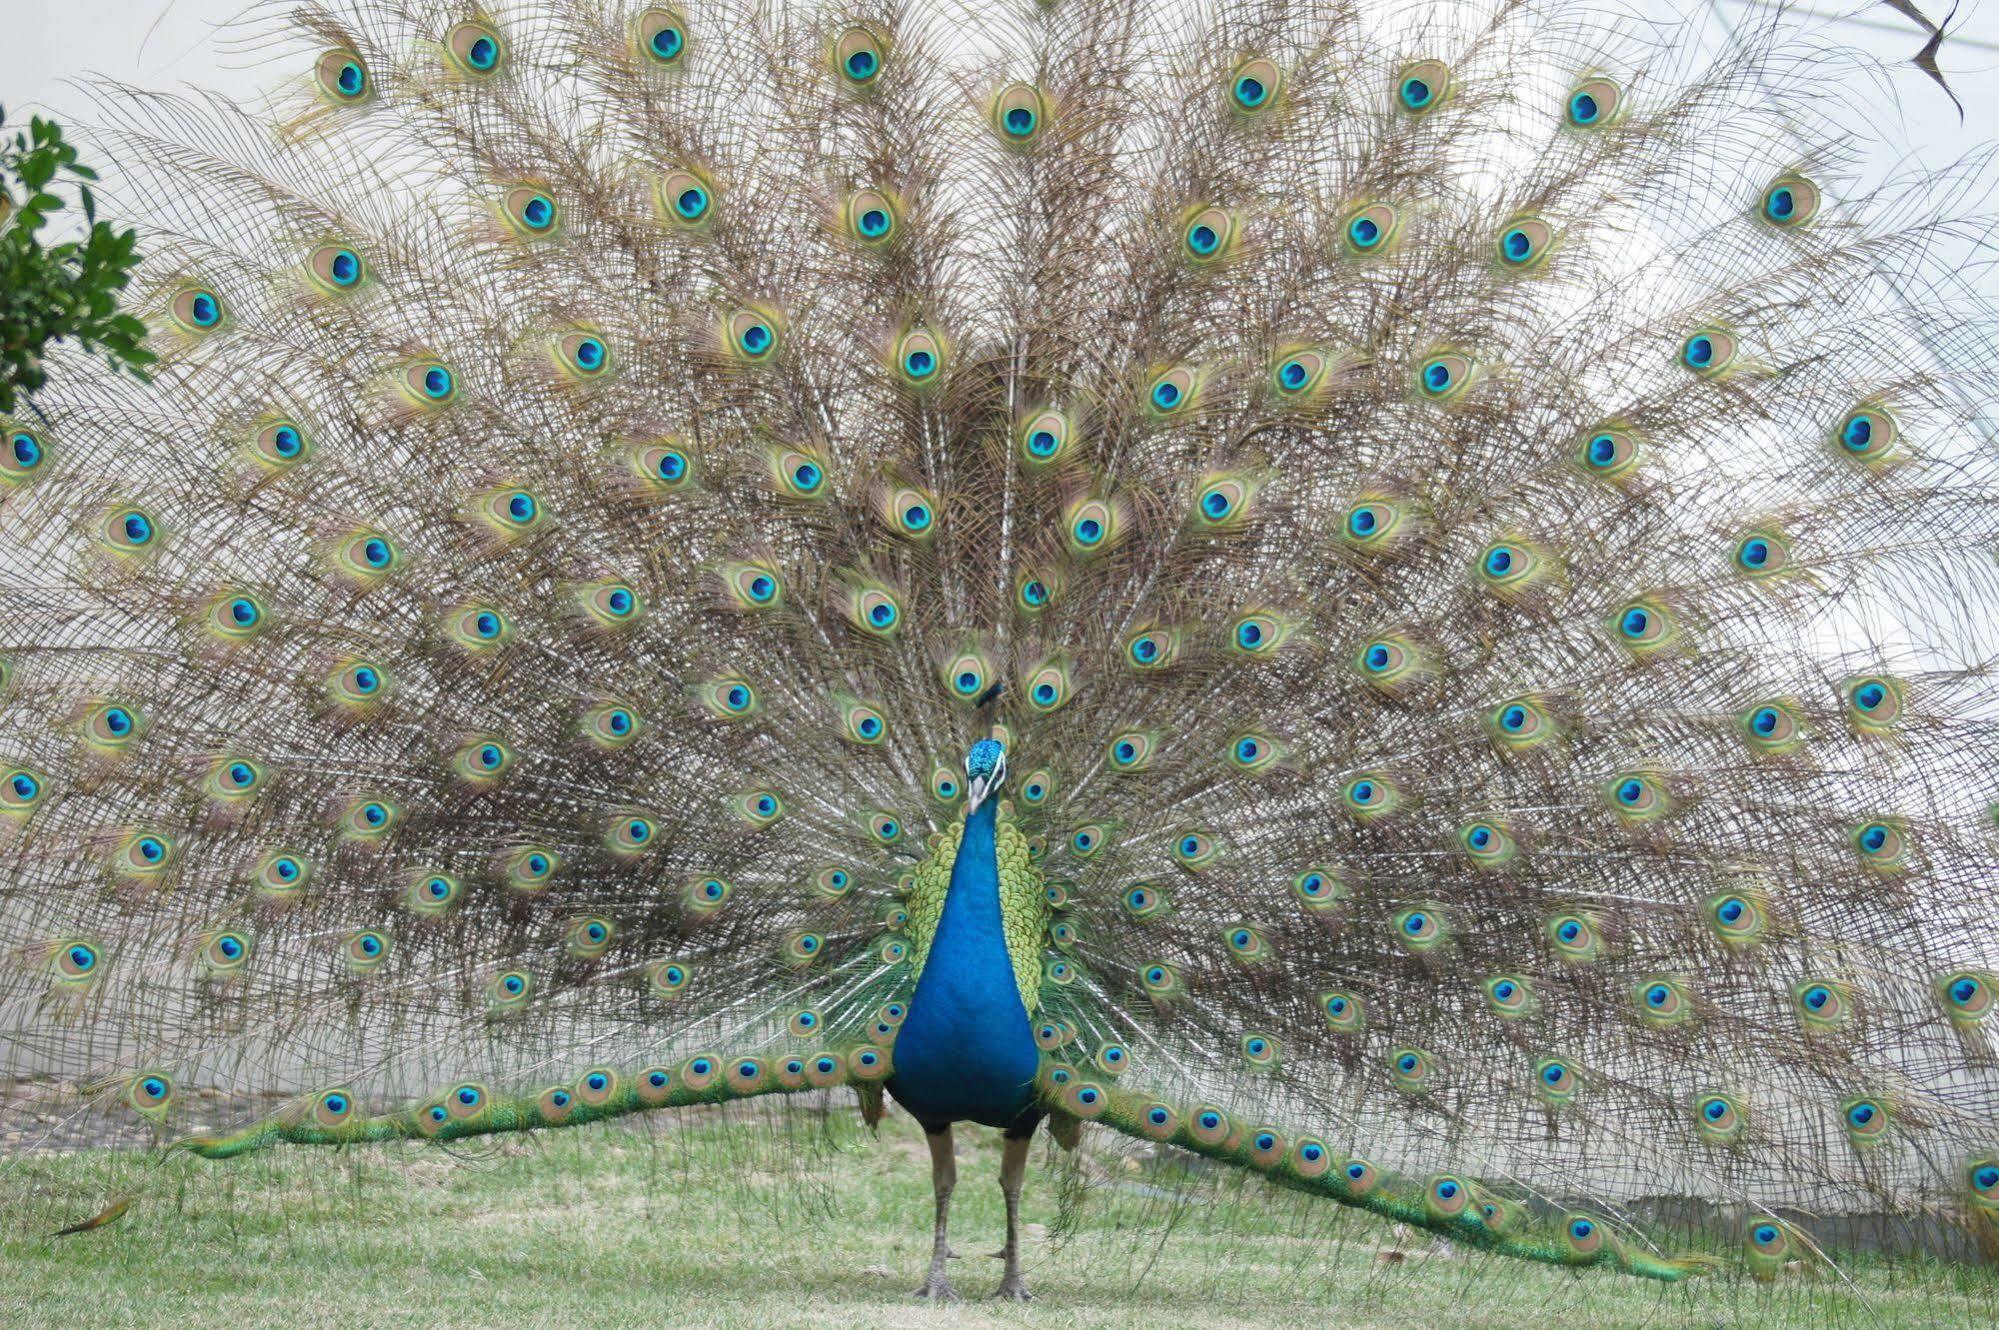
[3,1106,1993,1329]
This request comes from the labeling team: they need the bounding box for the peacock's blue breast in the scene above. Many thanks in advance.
[888,802,1041,1130]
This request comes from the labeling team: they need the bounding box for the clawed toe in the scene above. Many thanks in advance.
[912,1279,960,1303]
[992,1278,1034,1302]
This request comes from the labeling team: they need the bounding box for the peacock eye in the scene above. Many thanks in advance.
[637,8,688,63]
[1681,328,1737,376]
[1416,353,1474,400]
[663,171,711,220]
[1566,76,1623,127]
[834,26,886,86]
[1342,203,1400,256]
[1009,407,1078,472]
[1496,217,1553,270]
[1229,58,1281,112]
[447,22,504,76]
[406,362,456,403]
[992,83,1045,140]
[558,334,609,377]
[1760,174,1820,227]
[503,186,558,237]
[5,427,46,480]
[307,244,365,292]
[315,49,370,103]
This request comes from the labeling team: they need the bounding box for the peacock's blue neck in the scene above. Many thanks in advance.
[887,800,1041,1130]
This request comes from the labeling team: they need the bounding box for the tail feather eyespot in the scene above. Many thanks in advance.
[444,21,505,77]
[314,49,373,104]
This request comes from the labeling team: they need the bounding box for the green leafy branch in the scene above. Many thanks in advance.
[1,106,155,415]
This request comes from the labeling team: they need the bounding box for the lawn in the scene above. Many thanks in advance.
[2,1105,1993,1328]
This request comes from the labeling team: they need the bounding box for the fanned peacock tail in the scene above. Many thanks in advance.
[4,0,1998,1285]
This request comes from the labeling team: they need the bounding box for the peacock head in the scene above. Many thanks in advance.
[964,739,1008,813]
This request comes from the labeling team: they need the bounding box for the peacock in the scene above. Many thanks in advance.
[4,0,1999,1302]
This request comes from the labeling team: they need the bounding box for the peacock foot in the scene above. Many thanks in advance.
[912,1274,959,1302]
[992,1273,1033,1302]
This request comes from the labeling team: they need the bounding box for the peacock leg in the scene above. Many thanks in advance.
[913,1124,959,1301]
[993,1131,1034,1301]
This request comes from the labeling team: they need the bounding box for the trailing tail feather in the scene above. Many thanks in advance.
[1037,1070,1716,1280]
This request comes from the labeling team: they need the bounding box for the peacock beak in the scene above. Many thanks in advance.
[965,774,991,812]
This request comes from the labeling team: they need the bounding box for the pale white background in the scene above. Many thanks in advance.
[3,0,1996,170]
